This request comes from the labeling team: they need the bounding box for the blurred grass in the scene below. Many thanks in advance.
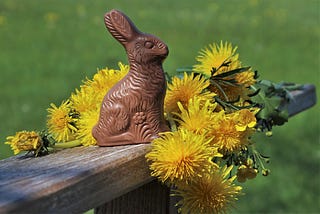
[0,0,319,213]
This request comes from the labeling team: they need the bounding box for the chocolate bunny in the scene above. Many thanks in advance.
[92,9,169,146]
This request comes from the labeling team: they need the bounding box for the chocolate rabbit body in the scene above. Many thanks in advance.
[92,10,169,146]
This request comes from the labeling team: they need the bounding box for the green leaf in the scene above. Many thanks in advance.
[213,66,251,78]
[250,81,290,127]
[251,90,282,119]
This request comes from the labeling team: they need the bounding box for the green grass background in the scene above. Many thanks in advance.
[0,0,319,213]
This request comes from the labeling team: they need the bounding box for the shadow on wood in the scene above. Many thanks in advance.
[95,180,171,214]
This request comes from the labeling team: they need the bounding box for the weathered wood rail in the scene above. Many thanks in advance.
[0,84,316,214]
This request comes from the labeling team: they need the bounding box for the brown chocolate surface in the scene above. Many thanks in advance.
[92,10,169,146]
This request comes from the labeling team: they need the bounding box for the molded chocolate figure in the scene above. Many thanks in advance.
[92,9,169,146]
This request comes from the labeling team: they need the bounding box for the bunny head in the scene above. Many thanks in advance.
[104,10,168,66]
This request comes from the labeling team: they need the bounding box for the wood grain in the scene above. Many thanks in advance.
[0,84,316,213]
[287,84,316,116]
[95,180,170,214]
[0,145,153,213]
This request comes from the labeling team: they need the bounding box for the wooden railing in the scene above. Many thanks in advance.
[0,84,316,214]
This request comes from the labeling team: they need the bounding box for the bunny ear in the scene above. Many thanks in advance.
[104,10,140,45]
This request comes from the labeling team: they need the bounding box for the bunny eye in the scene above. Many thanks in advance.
[144,41,154,49]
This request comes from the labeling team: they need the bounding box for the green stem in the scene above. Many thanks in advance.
[215,96,241,111]
[252,148,266,171]
[167,113,177,132]
[250,85,258,92]
[210,80,229,101]
[53,139,82,149]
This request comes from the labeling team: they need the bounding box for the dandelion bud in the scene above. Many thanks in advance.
[262,169,270,176]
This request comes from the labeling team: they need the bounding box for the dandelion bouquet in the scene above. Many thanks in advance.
[5,41,302,213]
[145,41,297,213]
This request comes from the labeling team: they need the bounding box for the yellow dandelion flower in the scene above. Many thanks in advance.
[76,109,100,146]
[235,67,256,87]
[72,62,129,114]
[85,62,129,103]
[165,72,216,114]
[209,111,254,153]
[213,67,256,103]
[118,61,130,73]
[47,100,77,142]
[210,72,256,103]
[194,41,256,103]
[5,131,42,155]
[175,97,217,134]
[193,41,241,77]
[175,165,242,214]
[146,128,221,184]
[211,119,243,152]
[233,108,258,131]
[212,83,244,104]
[70,87,100,114]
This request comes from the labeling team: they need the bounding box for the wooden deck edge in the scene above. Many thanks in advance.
[0,144,153,213]
[288,84,316,116]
